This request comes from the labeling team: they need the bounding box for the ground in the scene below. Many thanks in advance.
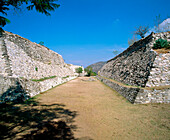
[0,77,170,140]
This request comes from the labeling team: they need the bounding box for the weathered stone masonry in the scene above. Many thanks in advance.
[0,31,78,103]
[98,32,170,104]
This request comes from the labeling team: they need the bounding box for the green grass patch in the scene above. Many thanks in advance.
[62,76,69,79]
[31,76,57,82]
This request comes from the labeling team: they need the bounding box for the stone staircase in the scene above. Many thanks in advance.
[0,37,13,76]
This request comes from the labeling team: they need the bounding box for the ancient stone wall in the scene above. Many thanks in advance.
[97,76,140,103]
[97,76,170,104]
[100,32,169,87]
[99,32,170,104]
[1,31,74,79]
[0,74,76,103]
[0,31,79,103]
[146,53,170,87]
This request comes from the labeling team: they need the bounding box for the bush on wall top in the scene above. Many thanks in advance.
[153,39,170,49]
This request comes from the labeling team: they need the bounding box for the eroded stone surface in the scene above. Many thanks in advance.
[0,31,79,102]
[99,31,170,104]
[146,53,170,87]
[100,32,170,87]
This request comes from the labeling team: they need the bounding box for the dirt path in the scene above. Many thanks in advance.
[37,77,170,140]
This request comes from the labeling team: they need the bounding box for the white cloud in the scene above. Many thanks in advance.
[148,18,170,35]
[158,18,170,32]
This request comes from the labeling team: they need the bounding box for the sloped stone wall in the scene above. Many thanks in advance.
[98,31,170,104]
[100,32,169,87]
[0,74,76,103]
[97,75,170,104]
[0,31,79,103]
[0,39,7,74]
[97,76,140,103]
[1,31,74,79]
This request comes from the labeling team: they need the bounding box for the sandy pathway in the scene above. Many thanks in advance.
[38,77,170,140]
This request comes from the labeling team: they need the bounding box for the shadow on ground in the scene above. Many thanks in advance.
[0,98,78,140]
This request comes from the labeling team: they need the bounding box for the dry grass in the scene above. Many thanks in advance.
[153,48,170,54]
[39,77,170,139]
[145,85,170,90]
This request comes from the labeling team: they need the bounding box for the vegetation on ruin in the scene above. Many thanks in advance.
[134,26,149,38]
[31,75,57,82]
[62,76,69,79]
[153,39,170,49]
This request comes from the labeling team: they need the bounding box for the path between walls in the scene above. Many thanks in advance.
[37,77,170,140]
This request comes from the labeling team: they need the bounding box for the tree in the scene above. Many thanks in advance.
[39,41,44,46]
[75,67,83,76]
[0,0,60,34]
[84,66,97,76]
[128,35,137,46]
[134,26,149,38]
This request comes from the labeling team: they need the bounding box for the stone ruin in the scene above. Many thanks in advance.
[98,31,170,104]
[0,31,81,103]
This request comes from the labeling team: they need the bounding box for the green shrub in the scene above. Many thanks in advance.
[90,71,97,76]
[35,67,38,71]
[153,39,170,49]
[75,67,83,74]
[84,66,97,76]
[62,76,69,79]
[31,76,57,82]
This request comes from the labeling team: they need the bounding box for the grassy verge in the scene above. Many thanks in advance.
[31,76,57,82]
[62,76,69,79]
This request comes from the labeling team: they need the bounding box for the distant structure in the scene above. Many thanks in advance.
[0,31,82,103]
[98,31,170,104]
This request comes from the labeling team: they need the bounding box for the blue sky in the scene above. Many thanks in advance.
[3,0,170,67]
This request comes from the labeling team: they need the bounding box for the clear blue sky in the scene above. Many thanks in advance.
[3,0,170,67]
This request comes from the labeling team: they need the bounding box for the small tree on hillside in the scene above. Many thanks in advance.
[75,67,83,76]
[134,26,149,38]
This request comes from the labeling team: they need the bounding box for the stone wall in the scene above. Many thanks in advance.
[0,74,76,103]
[146,53,170,87]
[135,88,170,104]
[100,32,170,87]
[0,31,79,103]
[98,31,170,104]
[1,31,75,79]
[97,76,140,103]
[97,76,170,104]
